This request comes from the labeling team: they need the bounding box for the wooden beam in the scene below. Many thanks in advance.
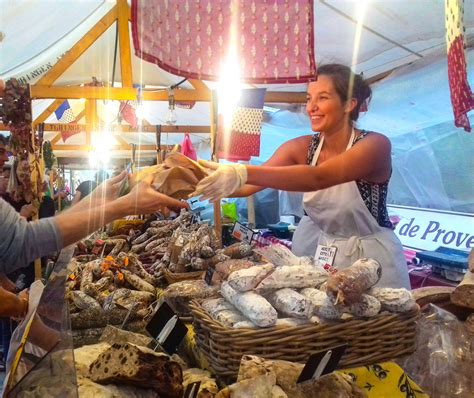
[117,0,133,87]
[32,99,64,126]
[51,144,171,151]
[50,132,63,145]
[114,135,132,147]
[189,79,210,93]
[30,85,307,103]
[75,109,85,122]
[36,7,118,86]
[39,123,210,133]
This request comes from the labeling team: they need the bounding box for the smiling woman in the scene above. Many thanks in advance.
[194,64,411,289]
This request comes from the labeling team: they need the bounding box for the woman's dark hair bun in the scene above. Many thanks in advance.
[316,64,372,121]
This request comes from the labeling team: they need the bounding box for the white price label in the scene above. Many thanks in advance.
[232,222,255,244]
[315,245,337,267]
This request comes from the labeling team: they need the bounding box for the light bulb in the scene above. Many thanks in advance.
[166,108,177,125]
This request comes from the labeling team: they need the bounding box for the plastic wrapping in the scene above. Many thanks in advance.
[4,246,78,397]
[397,304,474,397]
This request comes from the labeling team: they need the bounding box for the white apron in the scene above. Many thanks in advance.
[292,130,410,289]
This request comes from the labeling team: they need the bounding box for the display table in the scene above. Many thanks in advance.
[408,265,458,289]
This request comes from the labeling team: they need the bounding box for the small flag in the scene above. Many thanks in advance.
[119,101,137,129]
[445,0,474,132]
[218,88,266,161]
[54,100,79,142]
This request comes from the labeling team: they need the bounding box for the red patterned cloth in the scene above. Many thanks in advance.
[445,0,474,132]
[131,0,316,84]
[119,101,137,129]
[217,88,266,161]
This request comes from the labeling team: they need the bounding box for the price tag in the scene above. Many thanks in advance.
[204,266,216,285]
[297,344,348,383]
[145,302,188,355]
[184,381,201,398]
[315,245,337,267]
[232,222,255,244]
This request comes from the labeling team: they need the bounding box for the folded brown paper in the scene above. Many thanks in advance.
[128,153,209,200]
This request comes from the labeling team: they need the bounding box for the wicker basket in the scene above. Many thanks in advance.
[189,300,419,381]
[163,268,205,285]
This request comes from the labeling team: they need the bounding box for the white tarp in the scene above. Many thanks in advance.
[0,0,473,213]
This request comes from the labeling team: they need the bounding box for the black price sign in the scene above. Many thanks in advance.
[297,344,348,383]
[184,381,201,398]
[145,302,188,355]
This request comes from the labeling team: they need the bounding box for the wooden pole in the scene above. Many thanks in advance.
[210,90,222,247]
[155,125,163,164]
[245,161,256,229]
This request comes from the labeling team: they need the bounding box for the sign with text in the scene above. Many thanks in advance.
[232,222,256,244]
[387,205,473,252]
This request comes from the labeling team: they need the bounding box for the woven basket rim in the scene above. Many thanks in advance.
[189,299,420,337]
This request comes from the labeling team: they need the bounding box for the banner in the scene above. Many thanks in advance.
[131,0,316,84]
[387,205,473,252]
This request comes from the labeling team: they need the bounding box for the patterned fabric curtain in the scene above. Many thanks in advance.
[445,0,474,132]
[217,88,266,161]
[131,0,316,84]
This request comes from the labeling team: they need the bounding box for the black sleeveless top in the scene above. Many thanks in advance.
[306,131,393,229]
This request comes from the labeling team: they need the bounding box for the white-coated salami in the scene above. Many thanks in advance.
[347,294,381,317]
[202,298,236,317]
[256,266,328,290]
[228,263,274,292]
[267,288,314,319]
[221,282,277,327]
[369,287,416,312]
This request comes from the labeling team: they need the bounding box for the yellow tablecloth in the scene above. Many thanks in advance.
[340,362,428,398]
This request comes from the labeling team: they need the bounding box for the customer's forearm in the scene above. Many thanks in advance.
[0,288,27,318]
[53,198,131,246]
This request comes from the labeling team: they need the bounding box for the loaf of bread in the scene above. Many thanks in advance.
[89,343,183,397]
[256,266,328,290]
[369,287,417,312]
[267,288,314,319]
[227,263,275,292]
[326,258,382,305]
[221,282,277,327]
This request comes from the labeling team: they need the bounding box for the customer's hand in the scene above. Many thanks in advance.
[14,289,29,319]
[192,160,247,202]
[91,170,127,203]
[19,204,35,218]
[118,175,188,215]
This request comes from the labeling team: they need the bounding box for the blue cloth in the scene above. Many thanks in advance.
[0,199,62,275]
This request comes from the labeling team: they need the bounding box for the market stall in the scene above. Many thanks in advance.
[1,0,473,397]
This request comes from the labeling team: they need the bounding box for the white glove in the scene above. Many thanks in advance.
[192,160,247,202]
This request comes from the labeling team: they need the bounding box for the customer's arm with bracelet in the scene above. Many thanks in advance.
[0,175,187,275]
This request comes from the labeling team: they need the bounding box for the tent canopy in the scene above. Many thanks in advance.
[0,0,473,212]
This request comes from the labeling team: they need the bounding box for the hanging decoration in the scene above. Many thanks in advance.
[445,0,474,132]
[43,141,56,170]
[0,78,44,203]
[131,0,316,84]
[217,88,266,161]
